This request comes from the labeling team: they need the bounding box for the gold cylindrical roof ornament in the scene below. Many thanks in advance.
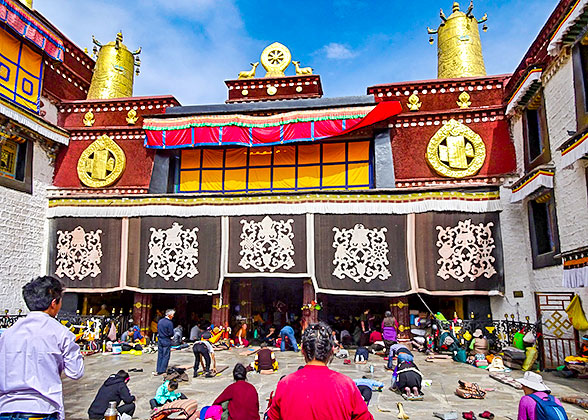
[87,32,141,100]
[428,2,487,79]
[19,0,32,8]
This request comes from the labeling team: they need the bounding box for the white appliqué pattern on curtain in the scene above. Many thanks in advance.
[436,219,496,282]
[332,224,391,283]
[239,216,295,272]
[146,222,199,281]
[55,226,103,280]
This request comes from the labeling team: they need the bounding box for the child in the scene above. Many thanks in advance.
[150,380,186,409]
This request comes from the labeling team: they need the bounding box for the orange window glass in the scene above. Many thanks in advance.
[298,144,320,164]
[202,149,223,168]
[181,150,201,169]
[322,164,346,187]
[249,147,272,166]
[348,141,369,161]
[224,168,247,191]
[248,167,271,190]
[273,166,296,190]
[225,148,248,168]
[201,170,223,191]
[274,146,296,165]
[297,165,321,189]
[348,162,370,186]
[322,142,346,163]
[179,170,200,192]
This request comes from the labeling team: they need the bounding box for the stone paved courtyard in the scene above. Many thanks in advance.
[63,347,588,420]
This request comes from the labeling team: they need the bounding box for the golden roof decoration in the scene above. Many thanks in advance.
[237,42,312,79]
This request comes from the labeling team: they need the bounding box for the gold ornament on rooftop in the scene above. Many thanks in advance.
[407,93,422,111]
[457,91,472,108]
[77,135,126,188]
[427,1,488,79]
[261,42,292,77]
[426,119,486,178]
[292,61,313,75]
[83,110,95,127]
[87,32,141,100]
[238,62,259,80]
[126,109,138,125]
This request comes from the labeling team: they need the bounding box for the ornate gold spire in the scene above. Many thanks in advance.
[428,1,488,79]
[19,0,32,8]
[87,32,141,100]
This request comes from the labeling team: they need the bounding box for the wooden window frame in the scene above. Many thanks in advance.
[527,192,560,269]
[573,42,588,131]
[522,93,551,171]
[0,139,32,194]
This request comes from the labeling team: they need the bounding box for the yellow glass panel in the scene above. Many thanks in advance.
[274,145,296,165]
[202,149,223,168]
[297,165,320,189]
[322,142,346,163]
[181,150,201,169]
[272,166,296,190]
[249,147,272,166]
[348,162,370,186]
[224,168,247,191]
[225,148,248,168]
[248,167,271,190]
[322,164,346,187]
[348,141,370,161]
[298,144,320,164]
[179,170,200,192]
[201,169,223,191]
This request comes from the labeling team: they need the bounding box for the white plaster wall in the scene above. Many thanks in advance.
[0,142,53,312]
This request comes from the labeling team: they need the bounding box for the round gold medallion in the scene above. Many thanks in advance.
[267,86,277,96]
[426,119,486,178]
[77,134,126,187]
[260,42,291,77]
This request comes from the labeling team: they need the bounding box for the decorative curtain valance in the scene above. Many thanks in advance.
[509,169,554,203]
[562,246,588,288]
[548,0,588,56]
[506,69,543,116]
[143,101,402,149]
[0,0,64,61]
[561,130,588,167]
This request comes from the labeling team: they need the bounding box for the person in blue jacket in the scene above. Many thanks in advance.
[155,309,175,375]
[279,325,298,352]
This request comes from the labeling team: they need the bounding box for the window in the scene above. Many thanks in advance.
[178,140,372,194]
[522,93,550,171]
[527,192,560,269]
[573,42,588,130]
[0,136,32,193]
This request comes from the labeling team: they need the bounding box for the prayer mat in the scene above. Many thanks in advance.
[195,366,228,377]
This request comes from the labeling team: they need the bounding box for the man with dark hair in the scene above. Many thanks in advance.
[254,342,278,373]
[213,363,259,420]
[87,370,136,419]
[267,322,373,420]
[154,308,175,375]
[0,276,84,420]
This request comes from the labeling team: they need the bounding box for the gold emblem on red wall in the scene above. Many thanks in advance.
[77,135,126,187]
[426,119,486,178]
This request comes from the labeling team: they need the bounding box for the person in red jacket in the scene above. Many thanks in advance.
[213,363,259,420]
[266,322,373,420]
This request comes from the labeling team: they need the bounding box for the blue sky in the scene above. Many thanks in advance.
[35,0,557,105]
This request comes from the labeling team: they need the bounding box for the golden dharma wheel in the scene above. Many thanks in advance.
[260,42,292,78]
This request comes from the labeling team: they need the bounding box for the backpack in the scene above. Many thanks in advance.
[528,394,568,420]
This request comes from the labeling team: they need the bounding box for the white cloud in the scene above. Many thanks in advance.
[322,43,357,60]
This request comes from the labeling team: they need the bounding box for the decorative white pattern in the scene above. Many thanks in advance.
[55,226,102,280]
[146,222,199,281]
[332,224,391,283]
[436,219,496,282]
[238,216,295,272]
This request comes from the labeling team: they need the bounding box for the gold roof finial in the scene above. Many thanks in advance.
[87,32,141,100]
[427,1,488,79]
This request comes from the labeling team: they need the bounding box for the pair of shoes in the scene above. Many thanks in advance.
[152,371,162,376]
[129,368,143,372]
[462,411,476,420]
[478,412,494,419]
[343,359,351,364]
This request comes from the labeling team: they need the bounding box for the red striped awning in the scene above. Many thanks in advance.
[143,101,402,149]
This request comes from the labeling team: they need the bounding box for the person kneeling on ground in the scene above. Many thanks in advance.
[150,379,186,409]
[387,343,413,370]
[354,377,384,407]
[254,342,278,374]
[193,337,217,377]
[354,346,370,364]
[391,353,423,399]
[88,370,136,419]
[266,322,373,420]
[212,363,259,420]
[516,371,567,420]
[279,325,298,352]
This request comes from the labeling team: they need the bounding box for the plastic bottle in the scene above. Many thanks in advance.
[104,401,118,420]
[369,364,374,375]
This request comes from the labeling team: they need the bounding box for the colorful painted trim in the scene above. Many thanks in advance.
[562,247,588,288]
[506,69,543,115]
[0,0,64,62]
[510,169,554,203]
[548,0,588,56]
[143,101,402,149]
[562,131,588,167]
[47,190,501,218]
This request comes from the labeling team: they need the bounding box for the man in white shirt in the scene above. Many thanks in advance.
[0,276,84,420]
